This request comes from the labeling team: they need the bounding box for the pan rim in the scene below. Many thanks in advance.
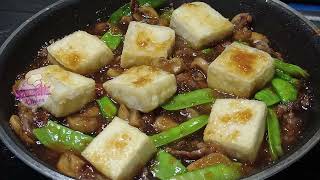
[0,0,319,179]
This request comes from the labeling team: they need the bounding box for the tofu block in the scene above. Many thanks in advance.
[207,42,275,98]
[204,99,267,162]
[82,117,157,180]
[170,2,234,49]
[103,65,177,113]
[47,30,114,74]
[24,65,95,117]
[121,21,175,68]
[103,65,177,112]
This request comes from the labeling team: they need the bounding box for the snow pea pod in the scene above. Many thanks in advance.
[161,88,215,111]
[33,121,93,152]
[271,78,298,103]
[267,109,283,160]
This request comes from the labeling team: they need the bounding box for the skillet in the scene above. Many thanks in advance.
[0,0,320,179]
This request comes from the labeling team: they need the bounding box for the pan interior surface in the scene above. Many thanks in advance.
[0,0,319,179]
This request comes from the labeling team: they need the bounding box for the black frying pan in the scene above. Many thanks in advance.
[0,0,319,179]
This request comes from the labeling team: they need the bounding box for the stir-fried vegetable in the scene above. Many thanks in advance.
[150,115,209,147]
[108,3,132,25]
[138,0,167,8]
[267,109,283,160]
[168,163,242,180]
[275,69,299,85]
[271,78,298,103]
[201,48,213,54]
[97,96,117,119]
[101,31,123,51]
[161,88,215,111]
[151,150,187,179]
[274,59,309,78]
[33,121,93,152]
[254,88,280,106]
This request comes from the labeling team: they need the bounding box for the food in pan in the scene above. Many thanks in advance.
[10,0,312,179]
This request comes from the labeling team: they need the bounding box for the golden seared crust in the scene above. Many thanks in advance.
[103,65,177,113]
[207,42,275,98]
[204,99,267,162]
[121,22,175,68]
[47,31,114,74]
[81,117,156,180]
[170,2,234,49]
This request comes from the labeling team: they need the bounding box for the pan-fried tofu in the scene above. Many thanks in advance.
[47,31,114,74]
[103,65,177,113]
[207,42,275,98]
[204,99,267,162]
[81,117,156,180]
[170,2,234,49]
[24,65,95,117]
[120,22,175,68]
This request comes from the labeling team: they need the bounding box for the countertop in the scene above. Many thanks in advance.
[0,0,318,179]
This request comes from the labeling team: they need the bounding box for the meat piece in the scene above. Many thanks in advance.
[166,141,218,160]
[119,16,133,31]
[95,83,105,98]
[133,6,159,25]
[231,13,253,30]
[180,108,199,119]
[176,72,207,93]
[140,113,157,135]
[57,152,86,178]
[67,106,102,134]
[154,57,185,74]
[233,27,252,42]
[187,153,231,171]
[130,0,139,14]
[93,22,110,36]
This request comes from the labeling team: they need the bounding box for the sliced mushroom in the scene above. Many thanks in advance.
[118,104,130,120]
[129,109,142,128]
[67,106,100,134]
[191,57,209,74]
[57,152,86,178]
[187,153,231,171]
[133,6,159,25]
[154,116,178,132]
[180,108,199,119]
[9,115,35,145]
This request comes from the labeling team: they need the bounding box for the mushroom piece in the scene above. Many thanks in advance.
[187,153,232,171]
[57,152,86,178]
[128,109,142,128]
[118,104,130,120]
[9,115,35,145]
[154,57,185,74]
[191,57,209,74]
[154,115,178,132]
[67,106,101,134]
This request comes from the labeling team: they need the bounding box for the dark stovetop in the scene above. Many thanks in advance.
[0,0,319,179]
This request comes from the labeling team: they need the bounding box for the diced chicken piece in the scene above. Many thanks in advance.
[23,65,95,117]
[47,31,114,74]
[81,117,156,180]
[204,99,267,162]
[103,65,177,113]
[207,42,275,98]
[170,2,234,49]
[121,21,175,68]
